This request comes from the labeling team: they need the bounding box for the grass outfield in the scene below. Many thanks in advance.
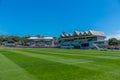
[0,48,120,80]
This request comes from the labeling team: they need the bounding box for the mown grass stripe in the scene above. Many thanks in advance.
[11,49,120,77]
[8,49,94,65]
[7,49,120,69]
[0,53,38,80]
[1,48,120,80]
[1,49,103,80]
[22,48,120,55]
[7,49,120,72]
[17,48,120,60]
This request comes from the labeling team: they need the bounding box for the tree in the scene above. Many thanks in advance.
[118,40,120,46]
[20,37,29,45]
[108,38,119,46]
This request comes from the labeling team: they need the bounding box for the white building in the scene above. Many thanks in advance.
[59,30,106,49]
[28,36,55,47]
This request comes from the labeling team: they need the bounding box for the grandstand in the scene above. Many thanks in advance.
[59,30,107,49]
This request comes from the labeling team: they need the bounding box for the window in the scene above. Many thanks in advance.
[81,43,89,47]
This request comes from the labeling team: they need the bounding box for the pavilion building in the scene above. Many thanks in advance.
[59,30,106,49]
[28,36,55,47]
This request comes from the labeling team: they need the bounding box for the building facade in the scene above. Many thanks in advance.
[59,30,106,49]
[28,36,55,47]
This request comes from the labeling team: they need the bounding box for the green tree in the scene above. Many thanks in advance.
[108,38,119,46]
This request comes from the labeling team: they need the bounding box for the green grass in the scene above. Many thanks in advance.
[0,48,120,80]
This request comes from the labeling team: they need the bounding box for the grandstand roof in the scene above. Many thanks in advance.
[28,36,53,40]
[60,30,106,37]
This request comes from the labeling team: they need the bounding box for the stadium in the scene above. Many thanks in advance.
[1,0,120,80]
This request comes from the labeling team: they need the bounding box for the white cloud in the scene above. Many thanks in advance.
[106,34,120,40]
[106,30,120,40]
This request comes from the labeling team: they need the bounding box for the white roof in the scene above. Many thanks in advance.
[90,30,106,37]
[61,34,65,37]
[60,30,106,37]
[74,31,80,35]
[28,36,53,40]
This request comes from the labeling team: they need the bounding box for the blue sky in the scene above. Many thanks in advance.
[0,0,120,38]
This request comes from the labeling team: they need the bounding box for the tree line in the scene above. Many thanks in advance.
[0,35,29,46]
